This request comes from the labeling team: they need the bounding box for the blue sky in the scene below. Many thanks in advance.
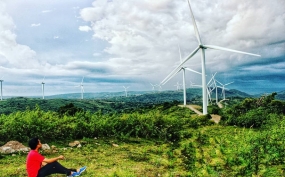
[0,0,284,96]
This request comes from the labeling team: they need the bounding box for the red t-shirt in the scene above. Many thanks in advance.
[26,150,45,177]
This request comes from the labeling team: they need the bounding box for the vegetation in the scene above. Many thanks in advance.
[221,92,285,128]
[0,92,285,176]
[0,88,253,115]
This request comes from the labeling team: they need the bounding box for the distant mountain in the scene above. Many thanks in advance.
[45,91,152,99]
[276,90,285,100]
[45,88,252,100]
[224,89,253,98]
[251,90,285,101]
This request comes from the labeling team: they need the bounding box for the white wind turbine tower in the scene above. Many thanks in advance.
[41,76,45,99]
[0,77,3,101]
[123,86,129,97]
[216,80,234,100]
[161,0,260,115]
[76,77,84,99]
[161,46,201,105]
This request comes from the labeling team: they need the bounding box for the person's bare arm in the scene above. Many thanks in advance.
[43,155,64,164]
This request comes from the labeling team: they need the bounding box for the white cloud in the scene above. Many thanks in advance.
[79,25,92,32]
[42,10,52,13]
[31,23,41,27]
[0,1,39,70]
[79,0,285,83]
[93,52,101,56]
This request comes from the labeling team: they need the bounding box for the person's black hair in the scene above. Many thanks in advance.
[28,137,39,150]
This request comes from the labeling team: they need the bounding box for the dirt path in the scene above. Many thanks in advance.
[210,114,221,123]
[179,105,203,115]
[179,104,221,123]
[217,102,223,108]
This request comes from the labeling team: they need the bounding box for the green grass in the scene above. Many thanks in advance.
[0,138,189,177]
[2,125,285,177]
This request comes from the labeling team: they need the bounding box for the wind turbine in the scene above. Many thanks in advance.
[174,82,182,91]
[41,76,45,99]
[157,84,162,91]
[161,0,260,114]
[76,77,84,99]
[0,77,3,101]
[150,83,156,92]
[123,86,129,97]
[191,82,213,105]
[216,80,234,100]
[162,46,202,105]
[206,73,218,103]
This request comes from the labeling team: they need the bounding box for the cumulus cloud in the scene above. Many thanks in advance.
[79,25,92,32]
[31,23,41,27]
[0,2,39,70]
[42,10,52,13]
[79,0,285,91]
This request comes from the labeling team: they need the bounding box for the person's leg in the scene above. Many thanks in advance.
[37,161,74,177]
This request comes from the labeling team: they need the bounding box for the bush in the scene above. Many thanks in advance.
[0,105,212,143]
[221,93,285,128]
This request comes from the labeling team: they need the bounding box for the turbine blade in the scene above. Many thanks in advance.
[81,76,84,84]
[203,45,261,57]
[162,68,183,85]
[187,0,202,45]
[184,68,202,75]
[192,84,202,88]
[215,79,223,86]
[178,45,182,63]
[207,72,217,85]
[224,81,234,86]
[161,46,200,85]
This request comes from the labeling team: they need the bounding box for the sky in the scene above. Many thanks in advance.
[0,0,284,97]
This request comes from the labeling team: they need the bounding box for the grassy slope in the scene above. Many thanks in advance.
[1,125,285,177]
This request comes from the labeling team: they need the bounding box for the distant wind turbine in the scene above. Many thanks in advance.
[123,86,129,97]
[0,77,3,101]
[157,84,162,91]
[150,83,156,92]
[206,73,218,103]
[161,0,260,114]
[174,82,181,91]
[41,76,45,99]
[76,77,84,99]
[191,82,213,106]
[216,80,234,100]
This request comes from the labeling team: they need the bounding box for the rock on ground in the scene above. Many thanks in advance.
[0,141,30,154]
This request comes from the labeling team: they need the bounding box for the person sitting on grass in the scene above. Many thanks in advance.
[26,137,87,177]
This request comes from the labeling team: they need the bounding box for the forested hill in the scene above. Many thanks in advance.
[0,88,253,115]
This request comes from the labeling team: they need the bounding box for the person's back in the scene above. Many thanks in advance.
[26,150,45,177]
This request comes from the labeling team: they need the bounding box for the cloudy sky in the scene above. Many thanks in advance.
[0,0,284,96]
